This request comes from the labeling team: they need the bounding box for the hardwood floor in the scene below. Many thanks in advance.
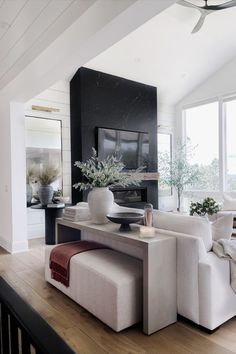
[0,239,235,354]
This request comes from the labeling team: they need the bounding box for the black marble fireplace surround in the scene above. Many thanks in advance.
[70,67,158,208]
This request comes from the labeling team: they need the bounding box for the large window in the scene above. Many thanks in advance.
[183,97,236,194]
[184,101,219,191]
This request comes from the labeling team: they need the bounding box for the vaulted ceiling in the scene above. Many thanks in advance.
[0,0,94,91]
[85,0,236,105]
[1,0,236,106]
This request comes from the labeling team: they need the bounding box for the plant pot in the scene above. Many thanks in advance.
[26,184,33,204]
[38,185,53,206]
[88,187,114,224]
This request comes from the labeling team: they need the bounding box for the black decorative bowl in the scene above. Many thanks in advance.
[106,212,144,232]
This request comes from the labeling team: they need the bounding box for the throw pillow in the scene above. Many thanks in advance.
[222,194,236,211]
[153,210,212,251]
[211,214,233,241]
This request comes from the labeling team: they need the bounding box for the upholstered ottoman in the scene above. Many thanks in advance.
[45,247,143,331]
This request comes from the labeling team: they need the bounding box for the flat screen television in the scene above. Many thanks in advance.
[97,127,149,170]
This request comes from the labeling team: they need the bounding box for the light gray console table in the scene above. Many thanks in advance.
[55,219,177,335]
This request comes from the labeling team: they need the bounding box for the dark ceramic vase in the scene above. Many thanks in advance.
[38,185,53,206]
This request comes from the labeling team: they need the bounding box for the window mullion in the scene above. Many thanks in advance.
[219,98,225,194]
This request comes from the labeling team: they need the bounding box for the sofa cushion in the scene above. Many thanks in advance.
[222,194,236,211]
[191,212,233,241]
[211,214,233,241]
[153,210,212,251]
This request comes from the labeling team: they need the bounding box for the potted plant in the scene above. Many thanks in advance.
[36,164,60,206]
[53,189,63,202]
[190,197,220,219]
[73,148,142,224]
[159,140,199,212]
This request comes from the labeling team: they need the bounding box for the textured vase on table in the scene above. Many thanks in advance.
[88,187,114,224]
[38,185,54,206]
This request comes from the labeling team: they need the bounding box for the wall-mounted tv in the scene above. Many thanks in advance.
[97,127,149,170]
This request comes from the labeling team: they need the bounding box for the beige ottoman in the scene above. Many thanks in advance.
[45,247,143,331]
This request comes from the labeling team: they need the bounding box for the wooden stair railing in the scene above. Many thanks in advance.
[0,276,75,354]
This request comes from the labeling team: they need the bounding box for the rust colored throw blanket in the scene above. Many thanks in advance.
[50,241,107,287]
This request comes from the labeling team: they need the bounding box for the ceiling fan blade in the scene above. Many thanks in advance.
[177,0,202,11]
[217,0,236,9]
[191,12,208,33]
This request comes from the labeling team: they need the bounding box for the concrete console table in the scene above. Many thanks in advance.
[55,219,177,335]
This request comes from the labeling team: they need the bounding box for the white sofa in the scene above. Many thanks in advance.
[153,211,236,331]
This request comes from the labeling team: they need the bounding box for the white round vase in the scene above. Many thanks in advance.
[88,187,114,224]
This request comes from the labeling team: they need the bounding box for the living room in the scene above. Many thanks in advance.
[0,1,236,353]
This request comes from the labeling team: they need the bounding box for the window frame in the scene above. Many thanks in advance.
[222,96,236,193]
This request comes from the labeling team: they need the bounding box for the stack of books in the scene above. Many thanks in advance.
[63,204,90,222]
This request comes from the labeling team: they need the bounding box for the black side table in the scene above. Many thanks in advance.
[31,204,65,245]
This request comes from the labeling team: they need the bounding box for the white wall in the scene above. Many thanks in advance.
[25,80,71,239]
[0,104,13,251]
[177,56,236,107]
[0,103,28,252]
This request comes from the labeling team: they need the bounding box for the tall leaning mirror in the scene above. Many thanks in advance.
[25,116,62,239]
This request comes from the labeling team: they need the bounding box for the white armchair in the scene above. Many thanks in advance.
[153,211,236,331]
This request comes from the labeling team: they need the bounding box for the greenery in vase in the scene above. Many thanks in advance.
[73,148,143,191]
[158,139,199,211]
[36,164,60,186]
[190,197,220,216]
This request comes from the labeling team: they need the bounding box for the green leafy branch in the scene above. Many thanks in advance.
[73,148,143,190]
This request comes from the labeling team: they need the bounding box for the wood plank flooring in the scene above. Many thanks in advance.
[0,239,235,354]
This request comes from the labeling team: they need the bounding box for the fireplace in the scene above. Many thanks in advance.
[70,67,158,208]
[112,187,147,209]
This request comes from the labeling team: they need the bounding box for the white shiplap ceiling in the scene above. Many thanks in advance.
[0,0,94,92]
[85,0,236,105]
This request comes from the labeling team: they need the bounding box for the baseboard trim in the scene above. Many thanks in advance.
[28,235,44,240]
[0,236,28,254]
[0,236,11,253]
[11,240,29,254]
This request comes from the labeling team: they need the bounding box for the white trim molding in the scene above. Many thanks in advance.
[0,235,28,254]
